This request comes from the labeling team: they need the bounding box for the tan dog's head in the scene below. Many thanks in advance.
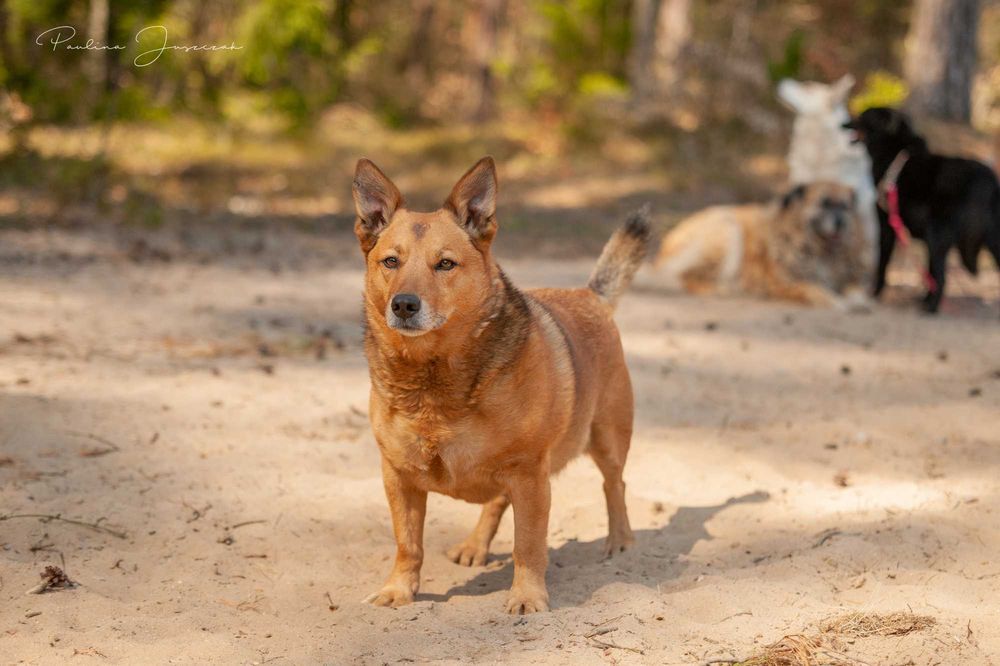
[353,157,500,339]
[780,181,858,246]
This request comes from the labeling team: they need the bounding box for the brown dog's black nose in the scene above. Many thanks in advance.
[391,293,421,320]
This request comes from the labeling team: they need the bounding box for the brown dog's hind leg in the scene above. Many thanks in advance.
[446,494,509,566]
[589,421,635,558]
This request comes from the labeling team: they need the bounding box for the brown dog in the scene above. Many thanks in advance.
[652,182,869,308]
[353,156,649,614]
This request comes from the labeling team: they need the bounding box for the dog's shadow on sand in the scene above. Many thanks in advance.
[418,490,770,607]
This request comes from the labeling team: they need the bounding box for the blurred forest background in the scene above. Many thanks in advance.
[1,0,999,255]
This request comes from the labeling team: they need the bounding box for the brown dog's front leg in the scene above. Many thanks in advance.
[364,458,427,608]
[505,471,551,614]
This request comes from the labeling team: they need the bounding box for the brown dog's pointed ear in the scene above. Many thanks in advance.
[353,158,402,253]
[445,156,498,244]
[781,183,808,210]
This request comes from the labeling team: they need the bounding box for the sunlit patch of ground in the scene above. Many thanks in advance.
[0,226,997,664]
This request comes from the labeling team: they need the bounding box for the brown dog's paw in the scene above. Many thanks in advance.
[603,533,635,559]
[363,583,415,608]
[446,541,489,567]
[505,587,549,615]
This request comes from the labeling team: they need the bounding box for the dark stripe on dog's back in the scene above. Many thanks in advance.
[465,270,533,403]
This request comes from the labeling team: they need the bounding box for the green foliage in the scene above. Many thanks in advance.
[577,71,628,98]
[850,71,909,115]
[519,0,631,105]
[0,0,955,133]
[236,0,339,124]
[767,30,805,82]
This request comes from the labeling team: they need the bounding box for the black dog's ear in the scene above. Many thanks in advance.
[887,109,903,134]
[781,184,808,210]
[445,156,498,245]
[353,158,403,253]
[886,109,927,151]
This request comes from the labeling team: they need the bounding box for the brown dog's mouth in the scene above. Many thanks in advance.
[384,307,447,337]
[819,231,842,247]
[389,320,431,336]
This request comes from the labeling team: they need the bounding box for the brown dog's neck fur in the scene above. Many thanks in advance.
[364,262,532,420]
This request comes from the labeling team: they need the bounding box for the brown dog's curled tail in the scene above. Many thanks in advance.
[588,205,652,309]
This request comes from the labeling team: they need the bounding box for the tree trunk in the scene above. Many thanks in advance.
[628,0,691,111]
[85,0,109,89]
[333,0,354,52]
[472,0,505,122]
[85,0,110,117]
[904,0,981,123]
[402,0,436,85]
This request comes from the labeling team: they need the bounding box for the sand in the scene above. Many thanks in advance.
[1,226,998,665]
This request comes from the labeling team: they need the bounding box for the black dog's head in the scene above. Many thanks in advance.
[842,107,927,160]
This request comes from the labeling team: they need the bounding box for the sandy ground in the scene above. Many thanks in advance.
[1,226,999,665]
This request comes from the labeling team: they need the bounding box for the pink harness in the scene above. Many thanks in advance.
[879,152,938,294]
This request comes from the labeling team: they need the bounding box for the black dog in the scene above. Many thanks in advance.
[844,107,1000,313]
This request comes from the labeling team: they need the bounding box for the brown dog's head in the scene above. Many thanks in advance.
[353,157,500,339]
[780,181,858,246]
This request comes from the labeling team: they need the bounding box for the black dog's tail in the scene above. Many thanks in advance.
[588,206,652,309]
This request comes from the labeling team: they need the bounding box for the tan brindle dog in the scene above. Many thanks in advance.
[653,182,869,308]
[353,156,649,614]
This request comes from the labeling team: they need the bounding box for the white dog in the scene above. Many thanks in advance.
[777,74,878,277]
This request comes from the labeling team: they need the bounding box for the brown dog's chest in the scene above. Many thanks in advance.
[372,406,502,502]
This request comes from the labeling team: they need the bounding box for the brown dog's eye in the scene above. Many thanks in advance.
[381,257,399,269]
[436,259,456,271]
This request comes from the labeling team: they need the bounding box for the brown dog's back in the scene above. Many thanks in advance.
[533,209,649,471]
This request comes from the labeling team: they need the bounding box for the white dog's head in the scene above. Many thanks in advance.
[777,74,855,117]
[778,74,872,190]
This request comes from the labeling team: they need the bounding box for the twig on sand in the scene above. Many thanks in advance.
[229,519,267,530]
[715,610,753,624]
[66,430,121,457]
[583,623,645,655]
[701,634,859,666]
[585,626,617,639]
[72,648,108,658]
[0,513,127,539]
[585,612,627,629]
[587,636,645,654]
[813,528,842,548]
[183,501,212,523]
